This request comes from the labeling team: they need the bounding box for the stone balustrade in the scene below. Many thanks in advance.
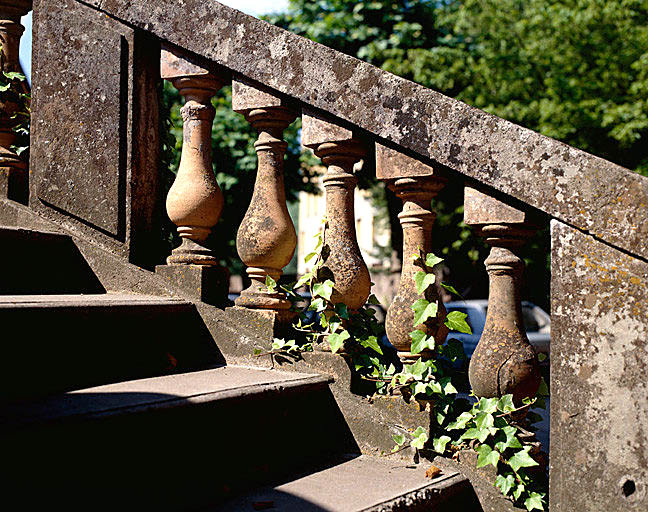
[0,0,31,204]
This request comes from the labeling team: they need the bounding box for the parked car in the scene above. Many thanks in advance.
[444,300,550,359]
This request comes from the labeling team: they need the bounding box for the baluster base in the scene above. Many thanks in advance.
[167,238,219,266]
[235,266,292,311]
[156,263,229,306]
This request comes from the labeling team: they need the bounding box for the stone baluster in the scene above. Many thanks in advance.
[232,79,297,315]
[302,111,371,311]
[376,143,448,361]
[161,48,225,266]
[464,186,541,403]
[0,1,31,204]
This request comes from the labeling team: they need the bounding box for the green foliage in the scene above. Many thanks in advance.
[0,69,30,159]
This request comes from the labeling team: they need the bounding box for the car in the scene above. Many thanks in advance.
[444,300,550,359]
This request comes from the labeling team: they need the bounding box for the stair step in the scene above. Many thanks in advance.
[213,455,479,512]
[0,293,224,401]
[0,226,105,294]
[1,367,350,511]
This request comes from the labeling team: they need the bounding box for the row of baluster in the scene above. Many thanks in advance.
[162,47,541,403]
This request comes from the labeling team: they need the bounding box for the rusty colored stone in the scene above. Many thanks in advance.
[302,112,371,311]
[382,173,448,361]
[163,48,226,266]
[233,80,297,312]
[464,187,540,403]
[0,1,31,204]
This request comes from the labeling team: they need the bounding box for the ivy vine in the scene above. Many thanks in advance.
[254,219,548,511]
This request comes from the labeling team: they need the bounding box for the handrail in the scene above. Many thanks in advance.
[80,0,648,260]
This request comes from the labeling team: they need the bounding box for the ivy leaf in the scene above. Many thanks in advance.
[410,427,428,449]
[413,382,430,396]
[253,348,263,355]
[410,329,435,354]
[411,299,438,326]
[432,435,451,454]
[425,253,444,268]
[508,447,539,473]
[308,297,326,312]
[414,271,436,295]
[537,377,549,397]
[313,280,334,301]
[444,311,472,334]
[513,484,525,500]
[444,338,466,361]
[461,427,495,443]
[295,272,312,289]
[304,251,317,263]
[328,330,350,354]
[440,282,462,298]
[497,395,516,414]
[474,412,494,430]
[477,397,499,414]
[524,492,545,511]
[334,303,349,319]
[476,444,500,468]
[494,426,523,452]
[392,434,406,446]
[439,377,457,395]
[3,71,25,81]
[448,411,473,430]
[367,294,381,305]
[361,335,383,355]
[265,275,277,292]
[495,474,516,496]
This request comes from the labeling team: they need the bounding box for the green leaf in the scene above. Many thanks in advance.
[494,426,523,452]
[304,251,317,263]
[508,447,539,473]
[413,382,430,396]
[476,444,500,468]
[474,412,494,430]
[265,275,277,291]
[414,271,436,294]
[313,280,334,301]
[411,299,438,326]
[477,397,499,414]
[443,338,466,361]
[360,335,383,355]
[253,348,263,355]
[328,330,350,354]
[334,303,349,319]
[537,377,549,397]
[497,395,516,413]
[513,484,525,500]
[410,427,428,449]
[295,272,312,289]
[495,474,516,496]
[0,83,10,92]
[440,282,462,297]
[392,434,406,446]
[367,294,381,305]
[432,435,451,454]
[425,253,444,268]
[444,311,472,334]
[308,297,326,312]
[439,377,457,395]
[410,329,435,354]
[524,492,545,511]
[461,427,495,443]
[3,71,25,81]
[448,411,473,430]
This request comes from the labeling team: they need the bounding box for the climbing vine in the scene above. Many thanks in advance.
[0,66,30,160]
[254,218,548,511]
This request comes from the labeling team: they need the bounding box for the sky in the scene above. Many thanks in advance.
[19,1,290,83]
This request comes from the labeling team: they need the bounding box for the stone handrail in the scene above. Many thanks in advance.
[8,2,648,511]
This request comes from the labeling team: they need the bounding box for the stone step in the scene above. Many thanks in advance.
[1,366,352,511]
[0,293,223,401]
[0,226,105,294]
[212,455,480,512]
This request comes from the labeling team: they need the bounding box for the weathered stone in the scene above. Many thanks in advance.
[233,80,297,313]
[160,46,210,78]
[231,76,285,111]
[31,0,161,265]
[302,111,371,311]
[375,142,436,179]
[156,264,229,307]
[92,0,648,260]
[465,188,541,403]
[163,47,226,266]
[550,220,648,512]
[381,171,447,361]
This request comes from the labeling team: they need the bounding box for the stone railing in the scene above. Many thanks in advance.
[3,1,647,511]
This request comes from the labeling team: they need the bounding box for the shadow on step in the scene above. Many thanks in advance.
[0,226,105,294]
[1,383,358,511]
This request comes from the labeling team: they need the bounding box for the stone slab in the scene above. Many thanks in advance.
[550,220,648,511]
[85,0,648,260]
[156,264,229,306]
[160,45,210,78]
[214,455,476,512]
[302,108,354,147]
[375,142,435,179]
[2,365,331,426]
[463,186,527,225]
[232,76,285,112]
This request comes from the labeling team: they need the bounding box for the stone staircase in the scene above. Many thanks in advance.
[0,222,480,511]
